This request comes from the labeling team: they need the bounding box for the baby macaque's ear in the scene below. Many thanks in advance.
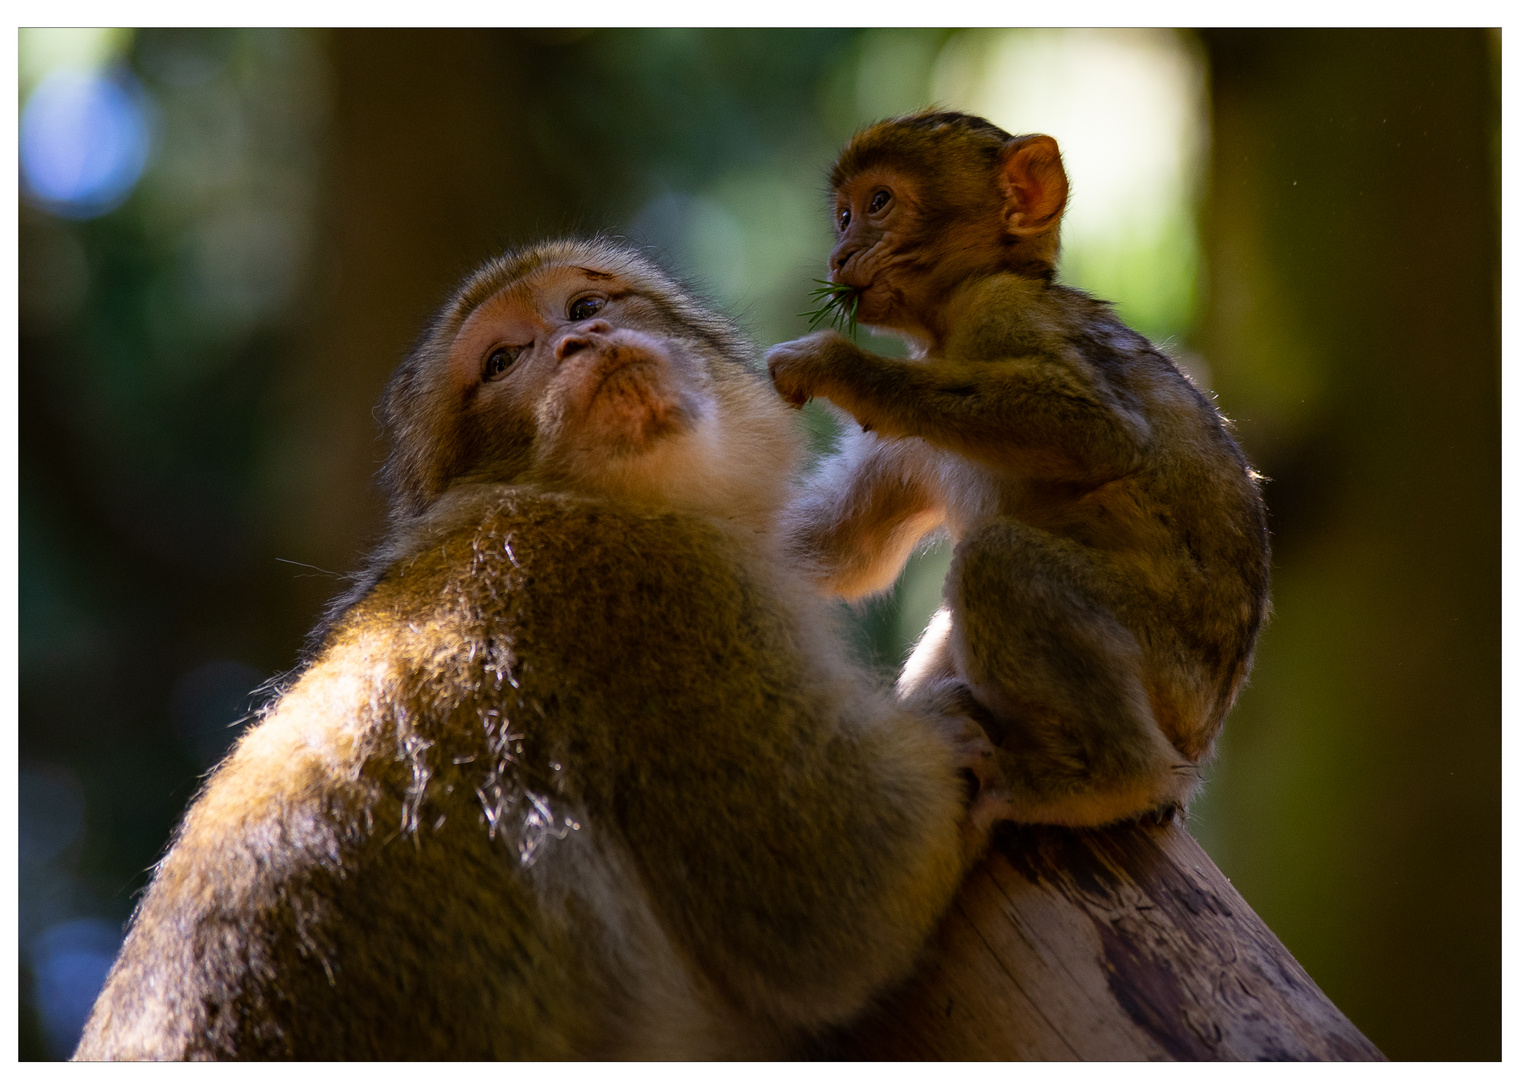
[999,134,1068,237]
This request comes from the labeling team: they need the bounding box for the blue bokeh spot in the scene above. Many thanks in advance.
[31,918,122,1058]
[21,68,153,220]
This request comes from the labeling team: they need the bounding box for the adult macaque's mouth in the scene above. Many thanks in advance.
[590,354,661,398]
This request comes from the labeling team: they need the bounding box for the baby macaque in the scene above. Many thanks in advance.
[768,111,1271,826]
[75,238,989,1060]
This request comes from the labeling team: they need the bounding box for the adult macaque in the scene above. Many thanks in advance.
[768,111,1271,826]
[76,238,994,1060]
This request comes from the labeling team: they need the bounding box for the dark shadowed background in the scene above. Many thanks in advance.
[17,28,1500,1060]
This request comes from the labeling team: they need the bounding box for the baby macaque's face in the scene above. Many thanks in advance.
[828,167,921,330]
[449,263,715,470]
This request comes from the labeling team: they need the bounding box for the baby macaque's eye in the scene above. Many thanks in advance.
[837,207,851,231]
[483,345,526,381]
[569,296,604,321]
[868,189,890,214]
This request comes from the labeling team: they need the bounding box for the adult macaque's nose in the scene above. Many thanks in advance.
[555,320,612,362]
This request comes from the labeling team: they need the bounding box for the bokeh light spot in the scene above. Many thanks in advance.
[21,68,154,220]
[29,918,122,1058]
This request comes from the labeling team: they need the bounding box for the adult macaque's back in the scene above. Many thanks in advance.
[75,239,977,1060]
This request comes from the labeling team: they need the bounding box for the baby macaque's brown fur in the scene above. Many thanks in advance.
[75,239,979,1060]
[768,111,1271,826]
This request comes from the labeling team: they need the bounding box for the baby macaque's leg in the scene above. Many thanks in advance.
[942,518,1196,826]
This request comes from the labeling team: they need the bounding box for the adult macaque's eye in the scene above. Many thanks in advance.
[484,345,525,381]
[868,189,890,214]
[569,296,604,321]
[837,208,851,231]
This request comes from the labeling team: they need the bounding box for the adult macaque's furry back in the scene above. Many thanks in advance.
[76,239,982,1060]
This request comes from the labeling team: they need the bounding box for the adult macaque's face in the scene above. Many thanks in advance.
[449,264,713,464]
[380,241,799,528]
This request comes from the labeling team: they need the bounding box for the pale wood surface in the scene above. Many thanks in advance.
[829,819,1385,1061]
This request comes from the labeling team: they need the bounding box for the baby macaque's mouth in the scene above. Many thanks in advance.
[827,268,866,293]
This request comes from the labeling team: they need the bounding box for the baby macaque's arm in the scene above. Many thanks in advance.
[769,330,1149,483]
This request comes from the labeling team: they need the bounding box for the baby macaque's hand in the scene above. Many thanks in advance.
[766,330,848,408]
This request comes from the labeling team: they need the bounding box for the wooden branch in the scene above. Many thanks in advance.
[829,819,1385,1061]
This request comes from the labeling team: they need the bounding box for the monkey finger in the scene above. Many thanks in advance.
[766,362,811,408]
[930,712,1005,802]
[768,377,808,408]
[969,785,1021,833]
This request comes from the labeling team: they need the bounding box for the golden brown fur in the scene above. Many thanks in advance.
[75,238,975,1060]
[768,112,1271,826]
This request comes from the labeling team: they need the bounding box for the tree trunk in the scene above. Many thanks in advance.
[831,820,1384,1061]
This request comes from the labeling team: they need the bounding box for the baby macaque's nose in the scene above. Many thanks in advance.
[555,320,613,362]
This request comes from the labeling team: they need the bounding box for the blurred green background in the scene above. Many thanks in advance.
[17,29,1499,1060]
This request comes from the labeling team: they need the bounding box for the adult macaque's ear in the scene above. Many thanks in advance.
[1000,134,1068,237]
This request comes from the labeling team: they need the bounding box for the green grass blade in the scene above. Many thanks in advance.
[800,279,859,341]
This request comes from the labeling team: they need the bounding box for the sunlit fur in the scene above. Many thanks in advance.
[768,112,1272,827]
[75,238,973,1060]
